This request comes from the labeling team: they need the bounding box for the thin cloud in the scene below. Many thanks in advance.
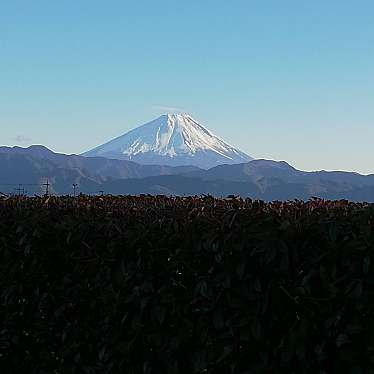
[13,135,32,143]
[13,135,32,144]
[152,105,187,114]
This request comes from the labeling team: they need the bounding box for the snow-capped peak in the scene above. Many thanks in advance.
[82,113,253,169]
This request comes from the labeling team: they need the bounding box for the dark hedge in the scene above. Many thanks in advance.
[1,195,374,373]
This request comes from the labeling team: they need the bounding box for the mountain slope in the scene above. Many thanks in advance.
[101,175,261,197]
[186,159,374,187]
[0,146,200,195]
[0,152,101,195]
[0,145,200,180]
[82,114,253,169]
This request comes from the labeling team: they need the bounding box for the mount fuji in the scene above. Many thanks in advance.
[82,114,253,169]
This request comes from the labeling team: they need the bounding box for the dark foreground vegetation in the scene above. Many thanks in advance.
[1,195,374,373]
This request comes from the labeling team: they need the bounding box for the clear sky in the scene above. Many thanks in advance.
[1,0,373,174]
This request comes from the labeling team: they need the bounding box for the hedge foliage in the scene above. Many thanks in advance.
[1,195,374,373]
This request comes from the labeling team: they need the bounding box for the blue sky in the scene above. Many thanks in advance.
[1,0,373,173]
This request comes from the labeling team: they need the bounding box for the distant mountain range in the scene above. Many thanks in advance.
[0,145,200,195]
[1,145,374,201]
[82,113,253,169]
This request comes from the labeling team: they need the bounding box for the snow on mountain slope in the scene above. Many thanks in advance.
[82,114,253,169]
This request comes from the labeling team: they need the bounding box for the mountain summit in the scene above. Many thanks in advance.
[82,114,253,169]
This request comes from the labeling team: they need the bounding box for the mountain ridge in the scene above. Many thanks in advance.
[1,145,374,201]
[0,146,200,195]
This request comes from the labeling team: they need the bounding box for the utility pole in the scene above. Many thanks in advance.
[72,183,78,197]
[15,184,23,196]
[43,180,50,197]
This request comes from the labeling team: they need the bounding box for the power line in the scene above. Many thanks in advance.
[0,183,41,186]
[0,182,107,197]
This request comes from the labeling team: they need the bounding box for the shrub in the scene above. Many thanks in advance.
[1,195,374,373]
